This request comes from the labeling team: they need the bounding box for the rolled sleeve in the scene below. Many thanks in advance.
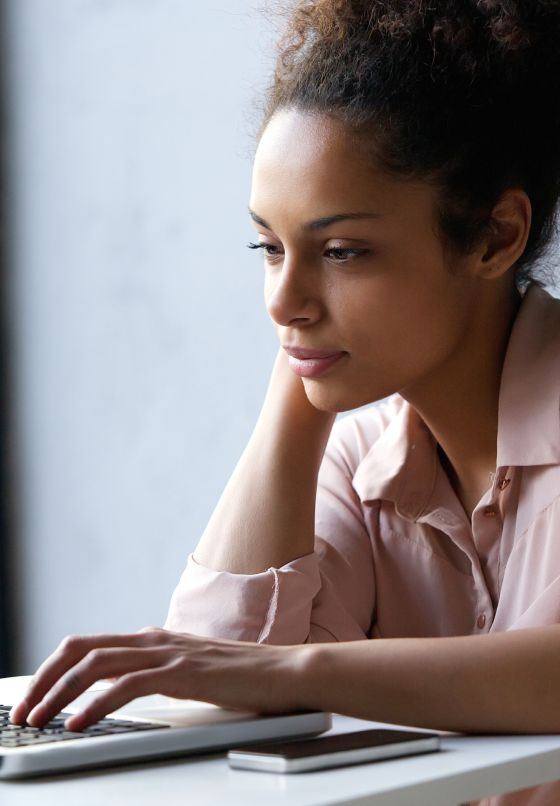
[164,404,395,646]
[165,553,322,645]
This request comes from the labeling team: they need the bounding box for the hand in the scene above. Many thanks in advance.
[10,628,305,732]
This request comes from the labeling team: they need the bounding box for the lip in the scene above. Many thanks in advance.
[283,346,346,378]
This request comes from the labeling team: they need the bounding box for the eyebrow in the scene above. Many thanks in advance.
[302,213,381,232]
[248,209,381,233]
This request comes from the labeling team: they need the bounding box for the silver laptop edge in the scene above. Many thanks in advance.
[0,711,331,778]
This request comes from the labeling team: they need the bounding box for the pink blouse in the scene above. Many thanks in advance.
[166,284,560,806]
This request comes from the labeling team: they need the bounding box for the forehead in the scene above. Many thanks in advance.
[256,110,350,169]
[251,109,434,224]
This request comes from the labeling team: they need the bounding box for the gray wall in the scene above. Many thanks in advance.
[7,0,277,672]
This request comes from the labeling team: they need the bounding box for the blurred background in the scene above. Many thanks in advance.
[1,0,277,674]
[2,1,557,678]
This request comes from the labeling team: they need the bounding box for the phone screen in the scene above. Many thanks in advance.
[238,728,436,759]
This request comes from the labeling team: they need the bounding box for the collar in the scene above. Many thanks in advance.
[497,284,560,467]
[352,399,438,520]
[352,284,560,515]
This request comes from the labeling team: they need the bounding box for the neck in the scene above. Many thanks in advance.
[401,278,522,519]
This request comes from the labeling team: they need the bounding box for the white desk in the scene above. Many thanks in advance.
[1,678,560,806]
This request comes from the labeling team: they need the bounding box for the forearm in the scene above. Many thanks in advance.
[194,349,335,574]
[15,627,560,733]
[296,627,560,733]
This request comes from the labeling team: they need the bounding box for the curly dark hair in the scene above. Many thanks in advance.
[260,0,560,286]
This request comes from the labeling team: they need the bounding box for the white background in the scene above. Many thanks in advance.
[7,0,277,672]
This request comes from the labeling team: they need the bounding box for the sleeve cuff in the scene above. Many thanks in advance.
[164,553,321,645]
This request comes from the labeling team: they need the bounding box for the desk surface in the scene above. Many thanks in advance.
[1,679,560,806]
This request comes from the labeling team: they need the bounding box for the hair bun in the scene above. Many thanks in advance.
[262,0,560,286]
[479,0,560,51]
[431,0,560,85]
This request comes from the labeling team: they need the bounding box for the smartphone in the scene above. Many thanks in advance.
[228,728,441,773]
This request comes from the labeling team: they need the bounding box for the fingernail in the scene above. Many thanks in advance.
[27,703,46,727]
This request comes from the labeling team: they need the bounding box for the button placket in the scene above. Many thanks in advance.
[472,481,505,612]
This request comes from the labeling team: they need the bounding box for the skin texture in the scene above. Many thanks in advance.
[12,625,560,735]
[14,109,560,736]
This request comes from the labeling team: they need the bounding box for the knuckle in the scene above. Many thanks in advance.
[139,626,163,636]
[138,626,166,644]
[87,648,106,666]
[61,634,84,652]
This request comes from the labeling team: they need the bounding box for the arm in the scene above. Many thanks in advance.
[166,403,388,644]
[11,624,560,733]
[302,627,560,733]
[194,348,335,574]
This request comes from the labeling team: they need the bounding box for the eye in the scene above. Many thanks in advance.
[325,247,367,262]
[247,242,284,260]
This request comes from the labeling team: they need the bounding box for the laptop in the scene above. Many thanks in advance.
[0,677,331,779]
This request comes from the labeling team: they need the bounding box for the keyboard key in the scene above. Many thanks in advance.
[0,705,170,748]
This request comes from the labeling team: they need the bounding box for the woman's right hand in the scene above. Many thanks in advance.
[11,627,309,731]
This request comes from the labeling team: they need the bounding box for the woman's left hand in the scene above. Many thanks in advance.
[9,628,306,732]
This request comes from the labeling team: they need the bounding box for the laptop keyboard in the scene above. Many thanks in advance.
[0,705,170,748]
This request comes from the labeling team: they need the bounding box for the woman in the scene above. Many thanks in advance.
[12,1,560,803]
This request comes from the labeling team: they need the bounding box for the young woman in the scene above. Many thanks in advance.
[11,1,560,803]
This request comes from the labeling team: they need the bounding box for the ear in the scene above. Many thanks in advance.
[473,189,532,280]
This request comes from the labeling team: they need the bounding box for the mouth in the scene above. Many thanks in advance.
[283,346,347,379]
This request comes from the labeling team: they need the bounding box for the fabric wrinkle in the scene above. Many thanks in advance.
[166,285,560,806]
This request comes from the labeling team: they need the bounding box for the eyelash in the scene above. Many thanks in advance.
[247,242,367,262]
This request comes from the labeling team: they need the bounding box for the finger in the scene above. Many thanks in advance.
[136,627,170,640]
[27,647,168,728]
[12,632,163,725]
[65,667,182,731]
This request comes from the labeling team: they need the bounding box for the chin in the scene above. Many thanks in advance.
[302,378,385,414]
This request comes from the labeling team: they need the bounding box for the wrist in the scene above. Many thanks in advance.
[282,644,326,713]
[261,350,335,455]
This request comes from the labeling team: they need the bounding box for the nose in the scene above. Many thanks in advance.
[265,258,323,328]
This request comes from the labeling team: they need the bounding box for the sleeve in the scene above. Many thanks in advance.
[165,401,398,644]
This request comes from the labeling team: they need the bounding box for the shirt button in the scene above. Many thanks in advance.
[484,506,496,517]
[498,478,511,491]
[477,614,486,629]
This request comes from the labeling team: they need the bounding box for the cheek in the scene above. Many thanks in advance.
[351,281,464,349]
[364,279,465,343]
[322,271,474,402]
